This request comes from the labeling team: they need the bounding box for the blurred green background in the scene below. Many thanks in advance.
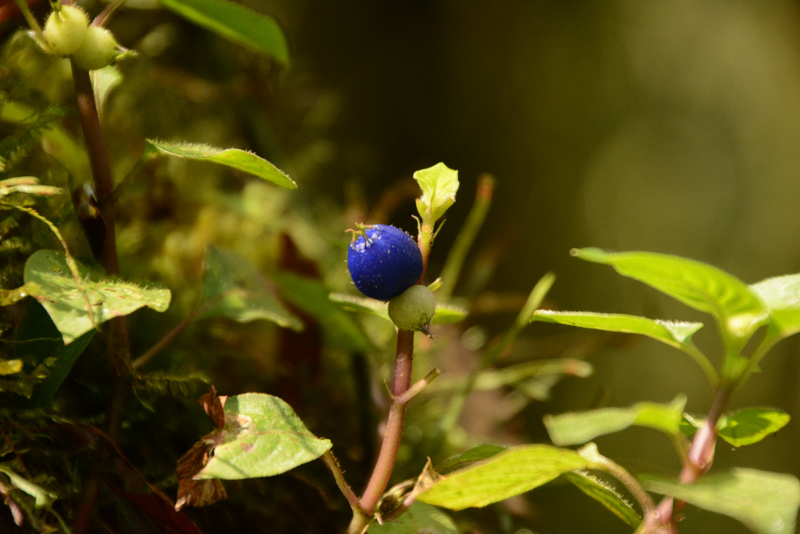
[7,0,800,532]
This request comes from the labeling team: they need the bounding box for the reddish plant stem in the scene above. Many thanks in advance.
[646,386,731,532]
[71,63,130,534]
[358,328,415,514]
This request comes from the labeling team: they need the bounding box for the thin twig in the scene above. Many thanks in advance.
[396,368,440,406]
[323,451,367,518]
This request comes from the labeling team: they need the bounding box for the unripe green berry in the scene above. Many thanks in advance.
[388,285,436,336]
[72,26,119,70]
[42,5,90,56]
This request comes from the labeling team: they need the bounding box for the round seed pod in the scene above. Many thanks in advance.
[388,285,436,336]
[72,26,119,70]
[347,224,423,302]
[42,5,90,56]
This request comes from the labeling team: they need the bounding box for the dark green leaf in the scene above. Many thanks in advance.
[159,0,289,65]
[572,248,768,353]
[274,272,370,352]
[146,140,296,189]
[201,245,301,330]
[718,408,790,447]
[642,469,800,534]
[544,396,686,446]
[564,472,641,529]
[197,393,332,480]
[416,445,588,510]
[24,250,170,344]
[367,502,458,533]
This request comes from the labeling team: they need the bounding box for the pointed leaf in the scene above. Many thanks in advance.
[642,469,800,534]
[751,274,800,340]
[146,140,296,189]
[367,502,458,533]
[416,445,588,510]
[717,408,790,447]
[274,272,369,352]
[564,472,641,529]
[159,0,289,65]
[532,310,702,350]
[329,293,467,325]
[24,250,170,344]
[201,245,301,330]
[414,163,459,224]
[436,444,506,475]
[573,248,768,352]
[197,393,332,480]
[544,396,686,446]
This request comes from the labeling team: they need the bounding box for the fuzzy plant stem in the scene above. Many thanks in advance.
[645,385,731,532]
[71,63,131,534]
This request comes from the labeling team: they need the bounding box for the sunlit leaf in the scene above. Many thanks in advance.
[145,139,296,189]
[0,465,57,508]
[717,408,790,447]
[201,245,301,330]
[751,274,800,340]
[24,250,170,344]
[544,396,686,446]
[274,272,370,352]
[436,444,506,475]
[416,445,588,510]
[367,502,458,533]
[532,310,702,350]
[197,393,332,480]
[414,163,459,224]
[0,359,23,375]
[159,0,289,65]
[572,248,768,354]
[564,472,641,529]
[642,469,800,534]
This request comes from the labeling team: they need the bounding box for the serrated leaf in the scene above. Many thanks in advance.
[414,163,459,224]
[24,250,170,345]
[532,310,703,350]
[367,502,458,533]
[564,471,641,529]
[751,274,800,340]
[159,0,289,65]
[573,248,768,354]
[642,469,800,534]
[416,445,588,510]
[329,292,467,325]
[145,139,296,189]
[544,396,686,446]
[436,444,507,475]
[717,408,790,447]
[201,245,301,330]
[197,393,332,480]
[274,272,369,352]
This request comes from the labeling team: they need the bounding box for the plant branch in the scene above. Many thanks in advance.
[12,0,43,39]
[323,451,367,519]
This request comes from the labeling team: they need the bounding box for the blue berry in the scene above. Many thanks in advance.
[347,224,423,301]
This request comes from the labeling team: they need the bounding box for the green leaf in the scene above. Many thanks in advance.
[532,310,702,350]
[0,359,23,375]
[274,272,370,352]
[436,444,507,475]
[544,396,686,446]
[91,65,122,117]
[159,0,289,65]
[564,472,641,529]
[24,250,170,345]
[197,393,332,480]
[201,245,302,331]
[642,468,800,534]
[416,444,588,510]
[572,248,768,353]
[329,292,467,325]
[368,502,458,534]
[751,274,800,340]
[145,139,296,189]
[717,408,791,447]
[0,465,57,508]
[414,163,459,224]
